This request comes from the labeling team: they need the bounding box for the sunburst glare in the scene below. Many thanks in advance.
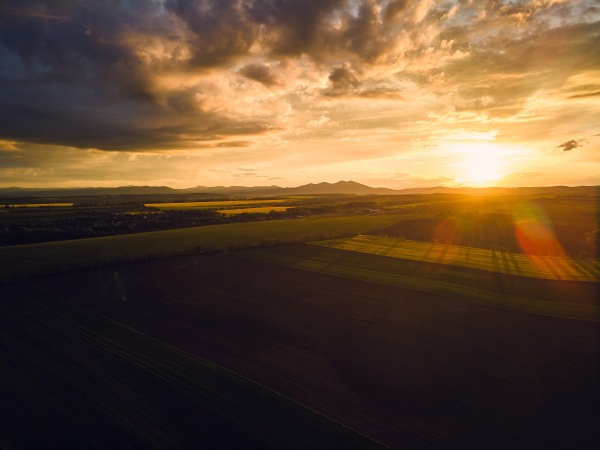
[451,142,516,186]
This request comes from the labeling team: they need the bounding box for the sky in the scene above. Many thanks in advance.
[0,0,599,189]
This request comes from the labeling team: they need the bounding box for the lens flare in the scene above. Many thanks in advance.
[512,202,564,257]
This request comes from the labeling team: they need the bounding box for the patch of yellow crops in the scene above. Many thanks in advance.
[9,203,73,207]
[220,207,289,215]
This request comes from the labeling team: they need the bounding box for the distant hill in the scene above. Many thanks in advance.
[0,182,597,199]
[0,181,394,198]
[281,180,397,195]
[0,186,177,198]
[162,180,400,196]
[183,185,283,196]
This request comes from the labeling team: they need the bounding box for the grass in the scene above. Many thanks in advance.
[240,244,599,321]
[0,285,386,449]
[0,213,405,281]
[312,235,600,282]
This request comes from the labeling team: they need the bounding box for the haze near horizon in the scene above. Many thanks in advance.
[1,1,599,189]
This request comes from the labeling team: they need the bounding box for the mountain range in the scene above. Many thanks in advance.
[0,181,597,199]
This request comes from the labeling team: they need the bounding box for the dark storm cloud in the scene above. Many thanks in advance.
[558,140,581,151]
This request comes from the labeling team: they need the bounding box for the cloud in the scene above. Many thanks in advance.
[568,91,600,99]
[0,0,274,151]
[558,139,582,151]
[0,0,599,189]
[328,65,360,90]
[164,0,258,67]
[239,63,281,87]
[307,116,332,128]
[324,65,402,99]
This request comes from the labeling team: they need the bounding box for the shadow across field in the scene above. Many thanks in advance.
[19,248,600,449]
[246,244,599,321]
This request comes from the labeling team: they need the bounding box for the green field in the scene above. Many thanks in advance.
[312,235,600,282]
[0,213,405,281]
[240,244,599,321]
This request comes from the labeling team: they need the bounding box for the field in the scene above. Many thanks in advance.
[0,213,405,281]
[146,199,289,210]
[1,191,598,448]
[241,244,599,321]
[219,206,290,215]
[0,284,385,449]
[371,194,598,257]
[312,235,600,282]
[4,203,74,207]
[9,247,598,449]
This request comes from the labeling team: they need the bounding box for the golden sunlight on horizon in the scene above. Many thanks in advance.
[452,142,517,187]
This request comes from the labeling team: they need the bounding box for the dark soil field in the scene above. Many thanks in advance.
[14,247,600,449]
[0,285,386,449]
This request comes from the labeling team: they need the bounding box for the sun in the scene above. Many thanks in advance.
[455,142,509,186]
[463,152,502,185]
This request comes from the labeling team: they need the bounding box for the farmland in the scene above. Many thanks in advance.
[0,212,406,281]
[240,244,599,321]
[1,189,598,448]
[312,235,600,282]
[0,284,386,449]
[146,199,290,210]
[4,203,74,207]
[219,206,290,215]
[10,247,599,449]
